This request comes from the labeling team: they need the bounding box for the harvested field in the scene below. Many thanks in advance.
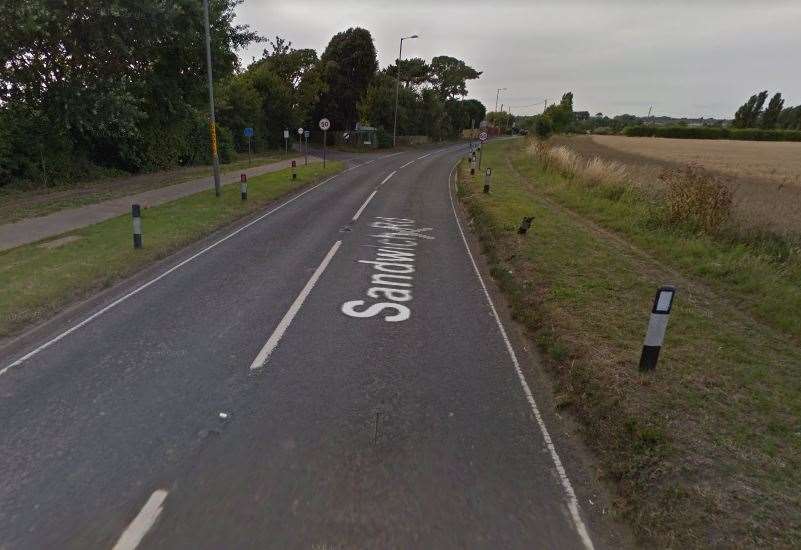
[553,135,801,235]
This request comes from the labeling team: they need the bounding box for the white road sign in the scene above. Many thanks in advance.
[479,131,488,142]
[283,129,289,139]
[297,128,304,135]
[319,118,331,131]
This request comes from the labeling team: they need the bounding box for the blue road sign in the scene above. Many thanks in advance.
[243,127,254,138]
[304,130,310,139]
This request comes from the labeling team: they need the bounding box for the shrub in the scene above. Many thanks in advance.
[660,163,732,232]
[535,116,553,140]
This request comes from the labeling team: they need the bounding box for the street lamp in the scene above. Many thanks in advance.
[202,0,221,197]
[393,34,419,148]
[495,88,507,113]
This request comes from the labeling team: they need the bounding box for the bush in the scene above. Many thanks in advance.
[376,127,392,148]
[660,163,732,232]
[622,125,801,142]
[535,116,553,140]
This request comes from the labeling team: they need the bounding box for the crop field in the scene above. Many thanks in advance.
[553,134,801,235]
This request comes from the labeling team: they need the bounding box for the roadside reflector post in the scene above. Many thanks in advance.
[240,173,247,200]
[291,159,297,180]
[483,167,492,193]
[132,204,142,249]
[639,286,677,371]
[470,157,476,176]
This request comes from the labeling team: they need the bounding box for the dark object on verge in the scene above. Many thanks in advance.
[517,216,534,235]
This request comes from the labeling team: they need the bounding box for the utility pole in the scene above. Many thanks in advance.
[495,88,506,112]
[393,34,419,148]
[202,0,221,197]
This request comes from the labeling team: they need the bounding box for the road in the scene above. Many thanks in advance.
[0,144,602,549]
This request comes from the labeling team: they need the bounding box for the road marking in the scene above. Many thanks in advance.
[352,171,395,222]
[416,152,432,160]
[399,160,415,169]
[112,489,168,550]
[249,240,342,370]
[447,164,596,550]
[352,190,377,222]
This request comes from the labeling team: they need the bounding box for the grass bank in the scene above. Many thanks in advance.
[0,161,342,338]
[458,138,800,547]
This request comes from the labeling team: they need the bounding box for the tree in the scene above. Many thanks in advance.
[732,90,768,128]
[315,27,378,130]
[543,92,574,132]
[429,56,481,101]
[385,58,430,88]
[535,116,553,140]
[760,92,784,129]
[778,105,801,130]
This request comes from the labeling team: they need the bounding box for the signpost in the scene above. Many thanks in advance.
[319,117,331,167]
[297,128,304,166]
[243,127,254,167]
[283,129,290,158]
[304,130,310,165]
[478,131,488,168]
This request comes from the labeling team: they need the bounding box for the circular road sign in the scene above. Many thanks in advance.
[297,127,304,135]
[319,118,331,131]
[479,131,488,142]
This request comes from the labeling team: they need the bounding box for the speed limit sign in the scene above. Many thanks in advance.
[319,118,331,131]
[297,127,304,135]
[479,131,488,142]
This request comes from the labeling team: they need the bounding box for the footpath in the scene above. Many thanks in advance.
[0,156,318,252]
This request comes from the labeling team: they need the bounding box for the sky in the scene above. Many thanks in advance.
[234,0,801,119]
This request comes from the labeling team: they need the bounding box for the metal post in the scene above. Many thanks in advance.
[304,133,308,166]
[392,38,403,149]
[247,135,252,167]
[202,0,221,197]
[323,130,327,168]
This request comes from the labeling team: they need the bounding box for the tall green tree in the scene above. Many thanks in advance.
[429,56,481,101]
[385,58,430,88]
[760,92,784,129]
[315,27,378,130]
[732,90,768,128]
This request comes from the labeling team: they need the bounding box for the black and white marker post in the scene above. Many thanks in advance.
[484,167,492,193]
[639,285,677,371]
[240,173,247,200]
[131,204,142,249]
[291,160,297,180]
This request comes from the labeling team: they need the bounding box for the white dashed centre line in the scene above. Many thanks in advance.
[112,489,168,550]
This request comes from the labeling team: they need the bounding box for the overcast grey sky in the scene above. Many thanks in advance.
[235,0,801,119]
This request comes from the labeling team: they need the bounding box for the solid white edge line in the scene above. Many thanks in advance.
[352,190,377,222]
[399,160,415,169]
[447,163,595,550]
[0,168,353,377]
[249,240,342,370]
[378,170,397,187]
[112,489,168,550]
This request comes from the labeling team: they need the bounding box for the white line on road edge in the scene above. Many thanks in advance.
[249,240,342,370]
[399,160,416,169]
[112,489,168,550]
[447,164,596,550]
[0,170,347,377]
[416,152,433,160]
[352,171,396,222]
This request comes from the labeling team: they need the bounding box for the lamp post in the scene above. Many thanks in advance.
[202,0,221,197]
[495,87,507,113]
[393,34,419,148]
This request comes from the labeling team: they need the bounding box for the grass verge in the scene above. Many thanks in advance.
[458,139,800,547]
[0,152,284,223]
[0,161,342,338]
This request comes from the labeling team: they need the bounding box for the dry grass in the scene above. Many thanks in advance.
[554,135,801,236]
[591,135,801,187]
[661,164,732,232]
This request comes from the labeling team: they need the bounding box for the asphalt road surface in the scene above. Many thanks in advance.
[0,144,604,549]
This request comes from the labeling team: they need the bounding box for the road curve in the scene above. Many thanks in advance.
[0,144,601,549]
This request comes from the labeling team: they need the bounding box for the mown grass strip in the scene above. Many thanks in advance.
[0,161,343,338]
[458,139,801,547]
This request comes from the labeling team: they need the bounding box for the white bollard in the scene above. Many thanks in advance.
[639,286,677,371]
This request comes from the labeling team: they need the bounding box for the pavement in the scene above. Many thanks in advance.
[0,155,318,252]
[0,144,613,549]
